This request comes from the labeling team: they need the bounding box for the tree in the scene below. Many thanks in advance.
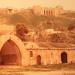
[16,23,28,41]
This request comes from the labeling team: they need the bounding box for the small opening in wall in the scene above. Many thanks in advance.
[30,51,33,57]
[36,55,41,65]
[61,52,67,63]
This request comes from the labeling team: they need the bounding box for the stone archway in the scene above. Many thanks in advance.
[0,34,29,66]
[36,55,41,65]
[0,40,21,65]
[61,52,67,63]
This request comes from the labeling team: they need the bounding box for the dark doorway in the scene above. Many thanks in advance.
[61,52,67,63]
[36,55,41,65]
[0,40,21,65]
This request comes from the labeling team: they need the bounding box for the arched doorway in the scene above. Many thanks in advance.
[36,55,41,65]
[61,52,67,63]
[0,40,21,65]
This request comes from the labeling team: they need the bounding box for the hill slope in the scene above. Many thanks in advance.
[0,10,75,31]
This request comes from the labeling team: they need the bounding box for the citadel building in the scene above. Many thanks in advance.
[0,6,64,16]
[31,6,64,16]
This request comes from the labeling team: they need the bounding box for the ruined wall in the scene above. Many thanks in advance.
[32,6,64,16]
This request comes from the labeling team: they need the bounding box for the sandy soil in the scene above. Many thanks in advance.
[0,71,75,75]
[0,65,75,75]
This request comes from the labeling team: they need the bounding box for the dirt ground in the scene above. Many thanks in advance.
[0,71,75,75]
[0,64,75,75]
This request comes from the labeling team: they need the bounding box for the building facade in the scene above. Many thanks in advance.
[27,48,75,65]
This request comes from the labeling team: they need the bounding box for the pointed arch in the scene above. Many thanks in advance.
[0,34,29,66]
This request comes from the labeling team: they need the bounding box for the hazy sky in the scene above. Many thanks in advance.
[0,0,75,10]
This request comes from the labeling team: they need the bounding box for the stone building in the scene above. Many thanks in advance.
[0,6,64,16]
[32,6,64,16]
[0,8,19,15]
[0,25,75,66]
[24,41,75,65]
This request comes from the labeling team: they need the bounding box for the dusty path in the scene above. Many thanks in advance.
[0,65,75,75]
[0,70,75,75]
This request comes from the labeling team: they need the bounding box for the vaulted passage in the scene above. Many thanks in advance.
[61,52,67,63]
[0,40,21,65]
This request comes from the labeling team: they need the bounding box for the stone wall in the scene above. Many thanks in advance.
[27,49,75,65]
